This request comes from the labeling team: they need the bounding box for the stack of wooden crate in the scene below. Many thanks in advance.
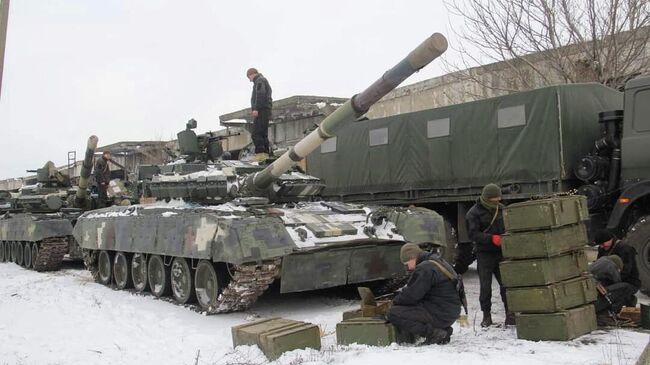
[500,195,598,341]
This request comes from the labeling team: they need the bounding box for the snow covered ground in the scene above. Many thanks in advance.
[0,262,648,365]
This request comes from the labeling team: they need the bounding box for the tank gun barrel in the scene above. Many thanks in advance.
[75,135,98,201]
[249,32,448,191]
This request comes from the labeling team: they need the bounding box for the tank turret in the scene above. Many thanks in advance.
[140,33,447,205]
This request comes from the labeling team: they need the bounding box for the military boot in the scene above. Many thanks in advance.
[480,311,493,327]
[254,152,269,162]
[424,327,449,345]
[504,312,516,326]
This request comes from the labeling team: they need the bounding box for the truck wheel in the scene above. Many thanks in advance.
[622,215,650,295]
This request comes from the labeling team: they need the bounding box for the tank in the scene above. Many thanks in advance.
[72,33,450,313]
[0,136,100,270]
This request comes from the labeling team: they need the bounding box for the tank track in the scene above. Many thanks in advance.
[211,259,280,313]
[82,249,100,282]
[33,238,69,272]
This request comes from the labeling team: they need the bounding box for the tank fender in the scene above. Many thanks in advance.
[607,180,650,230]
[213,216,296,265]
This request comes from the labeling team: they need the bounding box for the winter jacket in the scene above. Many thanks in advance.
[598,241,641,289]
[250,74,272,110]
[93,158,111,186]
[465,200,506,253]
[589,256,622,286]
[393,252,462,328]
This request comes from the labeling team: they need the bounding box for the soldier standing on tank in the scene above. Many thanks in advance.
[594,230,640,305]
[387,243,461,345]
[465,183,514,327]
[93,151,111,208]
[246,67,272,161]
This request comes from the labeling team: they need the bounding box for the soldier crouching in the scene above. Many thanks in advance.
[387,243,461,345]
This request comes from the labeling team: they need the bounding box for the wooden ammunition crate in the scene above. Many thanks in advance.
[515,304,597,341]
[501,223,588,259]
[503,195,588,232]
[232,317,321,360]
[506,275,597,313]
[500,250,588,288]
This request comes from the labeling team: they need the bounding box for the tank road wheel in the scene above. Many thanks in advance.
[113,252,133,290]
[15,242,24,266]
[147,255,171,297]
[10,242,17,263]
[171,257,196,304]
[97,250,113,285]
[0,242,5,262]
[194,260,220,311]
[31,244,39,269]
[23,243,32,269]
[7,242,13,263]
[131,253,148,292]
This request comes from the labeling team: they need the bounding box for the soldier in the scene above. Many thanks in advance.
[589,255,638,326]
[93,150,111,208]
[387,243,461,345]
[465,183,513,327]
[246,67,273,161]
[594,230,641,300]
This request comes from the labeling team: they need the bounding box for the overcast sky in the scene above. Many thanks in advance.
[0,1,457,180]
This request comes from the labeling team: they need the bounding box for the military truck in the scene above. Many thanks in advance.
[72,33,451,313]
[0,136,101,270]
[306,76,650,294]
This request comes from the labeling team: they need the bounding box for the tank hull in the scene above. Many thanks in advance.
[73,201,447,312]
[0,213,81,271]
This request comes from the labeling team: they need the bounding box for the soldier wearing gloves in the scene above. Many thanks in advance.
[466,183,513,327]
[387,243,462,345]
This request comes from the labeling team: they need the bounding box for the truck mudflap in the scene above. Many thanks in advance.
[279,242,404,293]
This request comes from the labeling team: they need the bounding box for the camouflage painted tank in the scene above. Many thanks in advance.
[73,33,450,313]
[0,136,99,270]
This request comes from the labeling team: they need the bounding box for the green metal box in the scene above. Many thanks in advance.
[336,318,413,346]
[515,304,597,341]
[506,275,597,313]
[503,196,588,232]
[232,317,321,360]
[502,223,588,259]
[500,250,588,288]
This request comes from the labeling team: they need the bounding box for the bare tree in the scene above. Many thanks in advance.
[444,0,650,93]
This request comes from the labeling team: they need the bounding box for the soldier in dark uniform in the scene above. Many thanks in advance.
[465,183,513,327]
[387,243,461,345]
[594,230,640,305]
[246,67,272,161]
[93,151,111,208]
[589,255,638,326]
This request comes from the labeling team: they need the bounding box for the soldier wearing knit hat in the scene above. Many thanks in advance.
[594,229,641,290]
[465,183,512,327]
[387,243,461,345]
